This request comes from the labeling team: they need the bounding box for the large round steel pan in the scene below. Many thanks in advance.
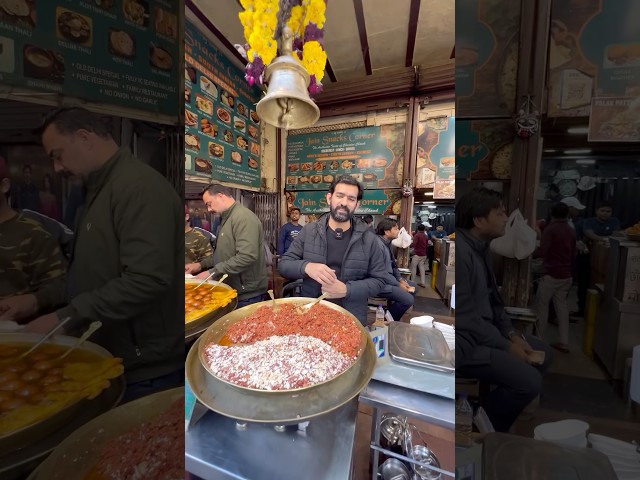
[187,297,376,423]
[184,278,237,342]
[0,333,124,456]
[27,387,183,480]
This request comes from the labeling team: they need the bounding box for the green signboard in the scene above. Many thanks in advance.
[456,119,513,180]
[455,0,522,118]
[184,20,262,190]
[286,124,405,191]
[548,0,640,117]
[0,0,179,117]
[416,116,455,190]
[288,189,402,215]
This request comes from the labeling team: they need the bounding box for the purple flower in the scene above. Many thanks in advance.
[304,23,324,42]
[293,37,304,52]
[245,58,265,87]
[308,77,323,95]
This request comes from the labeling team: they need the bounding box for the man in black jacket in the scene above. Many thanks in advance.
[26,107,184,402]
[374,217,416,321]
[456,187,553,432]
[278,176,388,326]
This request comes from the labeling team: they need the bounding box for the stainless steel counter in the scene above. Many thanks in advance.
[360,379,455,430]
[359,379,455,480]
[185,399,358,480]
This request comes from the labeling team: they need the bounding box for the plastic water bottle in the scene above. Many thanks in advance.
[376,305,385,323]
[455,393,473,438]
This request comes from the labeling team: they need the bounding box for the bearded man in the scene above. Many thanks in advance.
[278,175,388,326]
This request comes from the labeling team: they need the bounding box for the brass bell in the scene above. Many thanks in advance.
[256,26,320,130]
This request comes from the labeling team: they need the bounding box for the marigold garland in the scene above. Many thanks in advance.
[239,0,328,94]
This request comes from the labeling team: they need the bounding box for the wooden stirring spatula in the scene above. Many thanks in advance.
[295,292,328,314]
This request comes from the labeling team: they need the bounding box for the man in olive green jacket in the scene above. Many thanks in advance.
[185,183,268,307]
[27,108,184,402]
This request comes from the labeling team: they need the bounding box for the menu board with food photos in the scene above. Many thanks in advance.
[285,189,402,215]
[0,0,179,117]
[455,0,522,118]
[285,124,405,191]
[548,0,640,118]
[416,116,455,190]
[184,20,262,189]
[456,119,515,180]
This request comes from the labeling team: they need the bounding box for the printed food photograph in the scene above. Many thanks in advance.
[230,151,242,164]
[250,110,260,124]
[217,108,231,124]
[22,44,65,84]
[200,118,217,137]
[195,95,213,115]
[185,65,197,83]
[108,29,135,58]
[185,88,191,104]
[199,75,218,98]
[154,6,177,39]
[123,0,148,27]
[236,102,247,118]
[194,157,212,174]
[208,142,224,158]
[184,133,200,151]
[184,109,197,127]
[249,141,260,156]
[221,90,234,109]
[248,157,259,169]
[149,45,172,70]
[236,136,248,151]
[0,0,35,27]
[247,124,258,139]
[234,117,246,132]
[56,8,92,45]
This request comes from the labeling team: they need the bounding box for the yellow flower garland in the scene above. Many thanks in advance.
[239,0,279,65]
[301,40,326,81]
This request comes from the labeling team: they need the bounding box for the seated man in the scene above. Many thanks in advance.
[456,187,553,433]
[0,156,67,323]
[374,218,416,321]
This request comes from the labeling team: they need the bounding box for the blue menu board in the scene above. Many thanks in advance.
[0,0,179,117]
[184,20,262,190]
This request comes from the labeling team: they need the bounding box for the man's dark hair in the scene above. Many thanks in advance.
[547,183,560,194]
[456,187,503,229]
[597,200,613,209]
[363,214,373,224]
[201,183,234,198]
[551,201,569,219]
[329,175,363,200]
[417,224,426,231]
[41,107,113,139]
[289,207,300,214]
[376,217,398,236]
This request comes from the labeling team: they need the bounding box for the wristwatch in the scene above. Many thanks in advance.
[507,330,525,341]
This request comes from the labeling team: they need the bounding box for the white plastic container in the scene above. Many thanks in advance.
[533,419,589,448]
[410,316,434,327]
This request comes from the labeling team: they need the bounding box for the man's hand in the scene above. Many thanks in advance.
[185,262,203,275]
[508,335,533,363]
[195,270,213,279]
[304,263,337,286]
[0,294,38,322]
[399,279,413,292]
[321,280,347,299]
[23,313,61,334]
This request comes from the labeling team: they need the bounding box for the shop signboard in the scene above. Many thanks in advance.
[548,0,640,118]
[184,20,262,189]
[416,116,455,189]
[285,189,402,215]
[456,119,514,180]
[285,124,405,191]
[588,96,640,142]
[455,0,522,118]
[0,0,179,117]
